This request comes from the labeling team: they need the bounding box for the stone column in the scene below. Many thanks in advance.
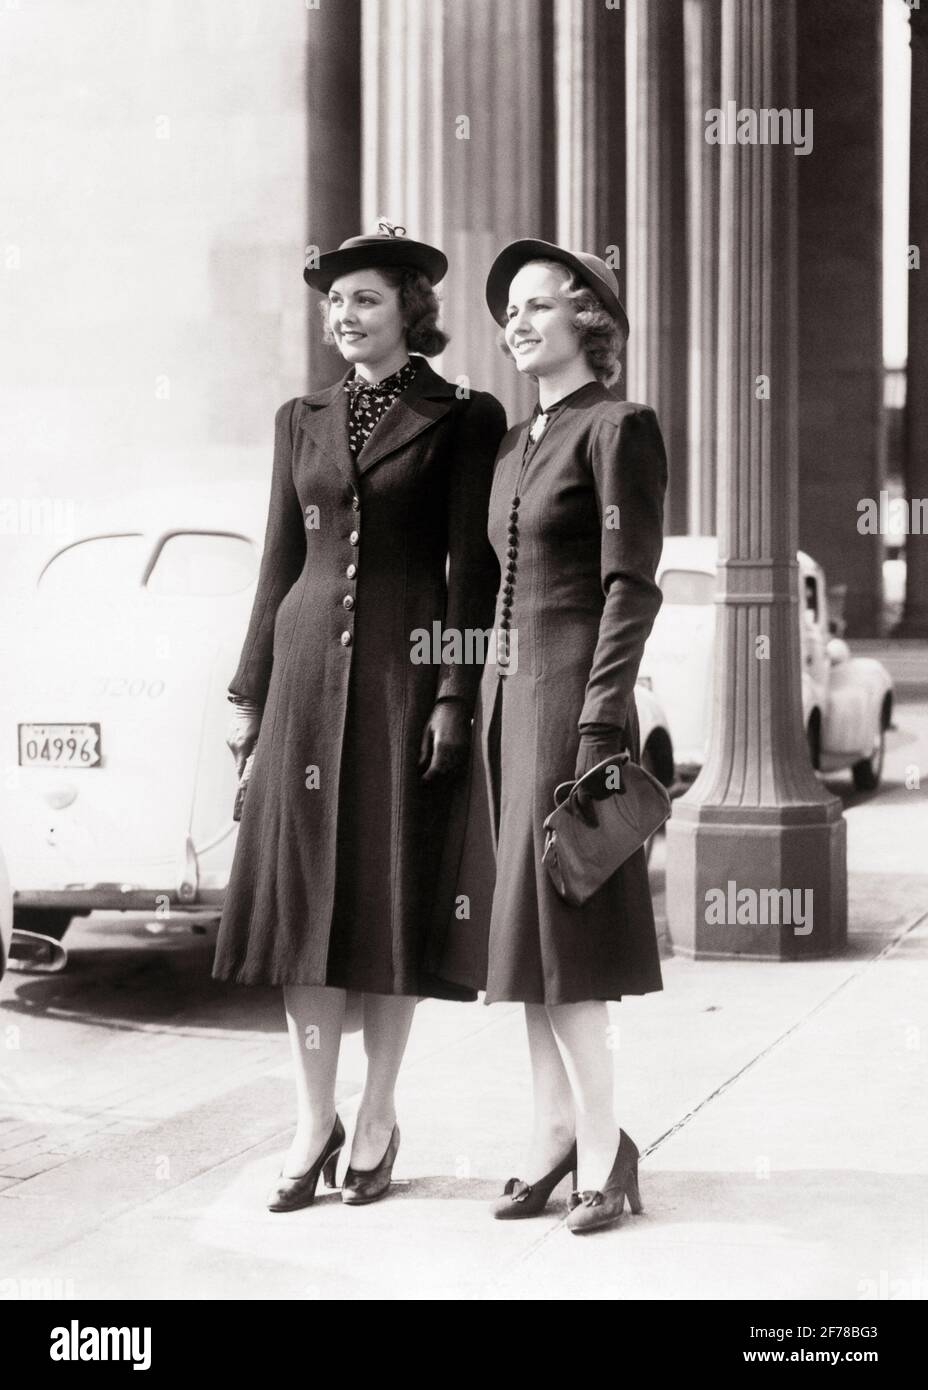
[897,2,928,635]
[665,0,847,961]
[625,0,689,533]
[360,0,556,422]
[555,0,626,291]
[796,0,883,637]
[307,0,362,388]
[441,0,557,421]
[683,0,721,535]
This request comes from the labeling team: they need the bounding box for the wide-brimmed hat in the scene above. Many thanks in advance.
[304,220,448,292]
[485,238,629,339]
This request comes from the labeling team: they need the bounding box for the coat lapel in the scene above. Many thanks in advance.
[356,359,456,475]
[297,371,357,494]
[296,359,457,487]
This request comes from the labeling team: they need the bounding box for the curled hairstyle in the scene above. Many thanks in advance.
[499,258,625,386]
[319,265,450,356]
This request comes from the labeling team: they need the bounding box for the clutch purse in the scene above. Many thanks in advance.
[542,752,671,907]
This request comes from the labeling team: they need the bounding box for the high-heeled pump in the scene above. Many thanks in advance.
[341,1122,400,1205]
[266,1114,345,1213]
[490,1142,578,1219]
[565,1128,642,1234]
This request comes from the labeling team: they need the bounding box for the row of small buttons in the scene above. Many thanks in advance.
[341,494,361,646]
[498,495,519,677]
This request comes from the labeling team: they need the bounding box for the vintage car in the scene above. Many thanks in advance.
[0,525,260,943]
[0,843,11,980]
[0,516,678,948]
[639,536,894,790]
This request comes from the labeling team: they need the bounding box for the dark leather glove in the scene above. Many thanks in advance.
[419,698,471,782]
[573,728,625,782]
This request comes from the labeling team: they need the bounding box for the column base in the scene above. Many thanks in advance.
[665,800,847,961]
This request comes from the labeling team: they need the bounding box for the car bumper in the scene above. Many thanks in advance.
[14,886,226,911]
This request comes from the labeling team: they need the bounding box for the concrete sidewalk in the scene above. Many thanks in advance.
[2,703,927,1300]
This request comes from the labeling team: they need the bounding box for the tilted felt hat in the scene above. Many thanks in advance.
[304,220,448,292]
[485,238,629,340]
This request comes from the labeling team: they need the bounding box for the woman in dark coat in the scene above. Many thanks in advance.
[212,225,506,1211]
[447,240,667,1233]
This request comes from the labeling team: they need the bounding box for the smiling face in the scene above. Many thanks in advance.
[503,261,585,377]
[326,269,408,370]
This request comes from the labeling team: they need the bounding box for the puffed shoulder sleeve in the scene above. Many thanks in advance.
[435,390,508,711]
[578,404,667,735]
[227,397,306,706]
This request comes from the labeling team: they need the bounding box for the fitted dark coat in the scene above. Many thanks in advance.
[431,383,668,1005]
[211,356,506,994]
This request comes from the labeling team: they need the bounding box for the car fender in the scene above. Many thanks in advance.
[0,845,11,980]
[822,658,893,762]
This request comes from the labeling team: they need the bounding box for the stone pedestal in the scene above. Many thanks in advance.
[666,0,847,962]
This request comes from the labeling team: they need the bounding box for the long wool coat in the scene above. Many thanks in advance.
[211,356,506,994]
[430,383,668,1005]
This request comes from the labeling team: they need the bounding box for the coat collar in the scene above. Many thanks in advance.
[297,356,456,484]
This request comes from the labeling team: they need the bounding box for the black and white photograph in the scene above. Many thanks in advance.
[1,0,926,1340]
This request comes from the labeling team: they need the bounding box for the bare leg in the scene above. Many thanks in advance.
[521,1003,576,1182]
[546,1001,620,1191]
[348,992,418,1169]
[281,984,346,1177]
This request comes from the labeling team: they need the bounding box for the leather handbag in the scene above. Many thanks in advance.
[542,752,671,907]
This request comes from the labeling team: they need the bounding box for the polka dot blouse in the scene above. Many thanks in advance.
[344,359,420,460]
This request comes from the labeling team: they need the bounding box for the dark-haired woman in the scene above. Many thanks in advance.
[451,241,667,1233]
[213,225,506,1211]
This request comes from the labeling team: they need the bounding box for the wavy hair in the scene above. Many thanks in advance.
[319,265,449,357]
[498,259,625,386]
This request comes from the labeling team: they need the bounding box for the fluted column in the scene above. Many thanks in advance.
[665,0,847,961]
[360,0,444,253]
[555,0,626,291]
[440,0,556,420]
[358,0,556,421]
[796,0,883,637]
[684,0,721,535]
[306,0,362,387]
[897,3,928,635]
[625,0,688,532]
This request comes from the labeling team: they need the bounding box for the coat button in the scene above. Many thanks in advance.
[349,530,360,546]
[351,495,361,511]
[343,594,354,610]
[506,546,517,561]
[346,563,357,579]
[511,496,520,509]
[340,630,352,646]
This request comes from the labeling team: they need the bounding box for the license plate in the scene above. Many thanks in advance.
[18,723,102,768]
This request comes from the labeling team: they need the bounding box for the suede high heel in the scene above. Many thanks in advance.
[341,1122,400,1205]
[266,1114,345,1213]
[565,1128,642,1234]
[490,1142,578,1219]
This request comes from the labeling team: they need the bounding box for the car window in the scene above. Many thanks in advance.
[660,569,716,605]
[145,533,258,596]
[804,574,819,623]
[37,534,149,594]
